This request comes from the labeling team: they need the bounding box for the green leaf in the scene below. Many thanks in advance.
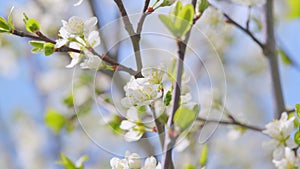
[31,47,44,54]
[0,17,9,32]
[199,144,209,167]
[25,18,40,33]
[44,43,55,56]
[8,7,14,30]
[294,131,300,145]
[164,90,172,106]
[30,40,44,48]
[159,14,177,37]
[58,154,77,169]
[278,48,292,65]
[159,2,194,38]
[167,59,177,81]
[185,164,196,169]
[174,106,198,131]
[198,0,209,13]
[296,104,300,118]
[75,155,89,169]
[108,115,122,134]
[63,94,74,108]
[174,1,183,17]
[45,109,66,134]
[287,0,300,19]
[174,4,194,37]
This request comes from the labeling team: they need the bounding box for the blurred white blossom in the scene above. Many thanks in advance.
[263,112,297,160]
[125,151,142,169]
[273,147,300,169]
[110,153,161,169]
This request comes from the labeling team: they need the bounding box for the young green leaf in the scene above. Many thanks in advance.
[174,4,194,38]
[174,1,183,17]
[0,17,9,32]
[198,0,209,13]
[159,14,177,37]
[287,0,300,19]
[30,40,44,48]
[57,154,77,169]
[164,90,172,106]
[278,48,292,65]
[24,14,40,33]
[294,131,300,145]
[185,164,196,169]
[199,144,209,167]
[159,2,194,38]
[296,104,300,118]
[174,106,198,131]
[75,155,89,169]
[7,6,14,30]
[44,43,55,56]
[45,109,66,134]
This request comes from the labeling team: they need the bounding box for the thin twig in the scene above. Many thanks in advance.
[209,4,263,48]
[10,29,139,76]
[150,104,165,148]
[197,117,264,132]
[263,0,285,119]
[161,1,198,169]
[113,0,143,74]
[223,13,264,49]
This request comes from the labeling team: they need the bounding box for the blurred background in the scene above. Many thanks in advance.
[0,0,299,168]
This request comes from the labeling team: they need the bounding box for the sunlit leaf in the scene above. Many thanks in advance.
[278,48,292,65]
[45,109,66,134]
[57,154,77,169]
[174,106,198,131]
[199,144,209,167]
[198,0,209,13]
[296,104,300,118]
[294,131,300,145]
[287,0,300,19]
[44,42,55,56]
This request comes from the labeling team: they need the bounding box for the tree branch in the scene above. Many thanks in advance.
[263,0,285,119]
[10,29,139,76]
[161,1,198,169]
[223,13,264,49]
[150,104,165,149]
[196,117,264,132]
[113,0,143,74]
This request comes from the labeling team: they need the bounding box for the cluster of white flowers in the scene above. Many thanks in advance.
[55,16,102,69]
[263,112,300,168]
[110,152,161,169]
[120,68,164,141]
[121,68,163,109]
[231,0,266,6]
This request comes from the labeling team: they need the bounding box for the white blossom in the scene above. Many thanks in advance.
[200,7,224,28]
[142,156,161,169]
[120,120,144,142]
[231,0,266,6]
[74,0,84,6]
[56,16,100,49]
[125,151,142,169]
[110,157,130,169]
[273,147,300,169]
[262,112,297,160]
[66,42,82,68]
[121,76,162,108]
[110,153,161,169]
[80,50,103,70]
